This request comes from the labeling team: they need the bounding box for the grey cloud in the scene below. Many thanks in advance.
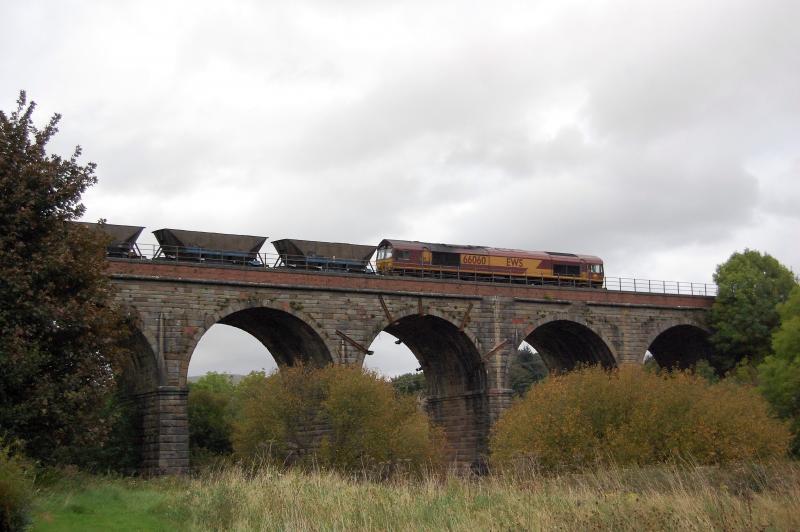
[3,0,799,375]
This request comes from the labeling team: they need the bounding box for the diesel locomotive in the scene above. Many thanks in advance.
[376,239,604,287]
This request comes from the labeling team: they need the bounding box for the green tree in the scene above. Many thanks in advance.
[509,345,549,396]
[709,249,796,371]
[391,372,426,396]
[188,372,237,455]
[759,285,800,453]
[0,91,127,465]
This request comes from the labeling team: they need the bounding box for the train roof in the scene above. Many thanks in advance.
[153,228,267,253]
[74,222,144,245]
[378,239,602,263]
[273,239,376,261]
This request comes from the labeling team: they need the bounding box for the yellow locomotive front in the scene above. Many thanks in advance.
[376,242,394,273]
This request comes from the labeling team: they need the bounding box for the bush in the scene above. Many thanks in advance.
[490,365,791,471]
[188,373,238,457]
[0,442,34,531]
[232,365,444,476]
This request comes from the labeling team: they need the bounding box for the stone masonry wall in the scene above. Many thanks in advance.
[107,260,713,474]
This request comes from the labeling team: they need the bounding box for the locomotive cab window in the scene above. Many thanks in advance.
[589,264,603,274]
[553,264,581,276]
[396,250,410,261]
[377,246,392,260]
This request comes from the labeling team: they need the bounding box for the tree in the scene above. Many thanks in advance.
[0,91,127,465]
[508,345,548,396]
[391,372,426,396]
[758,285,800,454]
[188,372,237,456]
[709,249,796,371]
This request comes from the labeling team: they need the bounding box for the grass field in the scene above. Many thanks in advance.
[30,461,800,531]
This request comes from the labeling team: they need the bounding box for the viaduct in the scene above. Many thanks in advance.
[108,260,715,475]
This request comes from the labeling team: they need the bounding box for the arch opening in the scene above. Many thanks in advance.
[383,314,485,398]
[524,320,616,373]
[364,330,421,387]
[367,314,487,468]
[213,307,333,368]
[509,341,549,397]
[189,324,279,377]
[648,325,713,370]
[184,307,333,468]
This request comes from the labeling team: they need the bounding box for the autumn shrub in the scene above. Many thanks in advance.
[232,365,444,476]
[490,365,791,471]
[0,442,34,532]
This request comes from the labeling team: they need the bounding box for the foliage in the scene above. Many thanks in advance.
[759,285,800,454]
[191,371,236,394]
[509,345,548,396]
[33,462,800,531]
[490,365,790,471]
[692,359,719,383]
[232,365,444,475]
[0,91,129,466]
[79,392,142,474]
[188,373,238,456]
[0,441,34,532]
[710,249,796,371]
[391,372,425,396]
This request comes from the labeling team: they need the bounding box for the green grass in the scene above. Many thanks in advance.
[28,462,800,531]
[31,476,184,532]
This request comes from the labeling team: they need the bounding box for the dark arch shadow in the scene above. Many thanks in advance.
[213,307,333,367]
[648,325,713,370]
[525,320,616,373]
[378,314,487,469]
[385,314,485,397]
[118,328,161,395]
[115,327,162,475]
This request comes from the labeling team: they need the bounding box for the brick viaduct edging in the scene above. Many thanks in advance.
[107,260,714,475]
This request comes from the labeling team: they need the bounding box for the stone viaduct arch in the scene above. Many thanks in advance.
[107,260,715,475]
[516,316,618,374]
[364,306,487,466]
[184,299,337,377]
[644,322,713,369]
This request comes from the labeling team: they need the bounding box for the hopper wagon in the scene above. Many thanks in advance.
[74,222,145,259]
[272,239,376,273]
[153,228,267,266]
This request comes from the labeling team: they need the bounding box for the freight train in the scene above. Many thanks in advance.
[78,223,605,288]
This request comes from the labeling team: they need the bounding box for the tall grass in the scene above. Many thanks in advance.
[161,461,800,531]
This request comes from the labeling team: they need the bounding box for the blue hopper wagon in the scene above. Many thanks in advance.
[152,228,268,266]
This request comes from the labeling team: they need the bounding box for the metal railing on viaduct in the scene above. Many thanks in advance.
[105,255,716,476]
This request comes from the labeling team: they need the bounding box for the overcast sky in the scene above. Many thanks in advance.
[4,0,798,377]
